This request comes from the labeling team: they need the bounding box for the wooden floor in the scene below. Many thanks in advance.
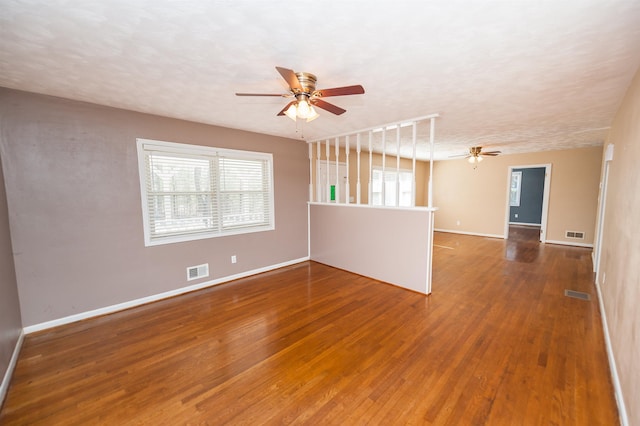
[1,231,618,424]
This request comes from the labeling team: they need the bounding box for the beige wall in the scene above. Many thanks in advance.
[311,147,430,206]
[433,146,602,244]
[0,150,22,399]
[0,88,309,327]
[597,66,640,425]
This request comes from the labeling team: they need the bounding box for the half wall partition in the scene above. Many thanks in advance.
[308,115,438,294]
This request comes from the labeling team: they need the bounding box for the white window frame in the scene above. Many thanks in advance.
[510,171,522,207]
[371,167,414,207]
[137,138,274,246]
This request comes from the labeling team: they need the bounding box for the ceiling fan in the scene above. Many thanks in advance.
[235,66,365,122]
[451,146,502,166]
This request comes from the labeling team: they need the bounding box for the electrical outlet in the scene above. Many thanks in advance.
[515,213,519,218]
[456,220,460,226]
[231,255,237,264]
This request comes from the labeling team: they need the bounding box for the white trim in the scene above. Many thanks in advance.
[594,279,628,425]
[1,330,24,406]
[309,201,437,213]
[23,257,309,334]
[508,222,541,226]
[434,228,505,239]
[544,239,594,248]
[307,203,311,259]
[594,148,613,274]
[309,113,439,143]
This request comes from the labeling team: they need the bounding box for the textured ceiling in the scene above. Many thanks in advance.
[1,1,640,160]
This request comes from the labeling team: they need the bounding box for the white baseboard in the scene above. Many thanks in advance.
[508,222,541,226]
[1,330,24,407]
[434,228,505,239]
[24,257,309,334]
[594,279,628,425]
[545,239,594,248]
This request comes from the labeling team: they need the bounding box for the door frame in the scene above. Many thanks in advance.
[593,144,614,274]
[316,160,348,203]
[504,164,552,242]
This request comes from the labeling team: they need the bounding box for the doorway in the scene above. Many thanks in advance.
[504,164,551,242]
[316,160,347,203]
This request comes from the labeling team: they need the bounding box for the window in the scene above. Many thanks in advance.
[510,171,522,206]
[371,168,414,207]
[137,139,274,246]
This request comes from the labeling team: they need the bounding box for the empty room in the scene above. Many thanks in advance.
[1,1,639,424]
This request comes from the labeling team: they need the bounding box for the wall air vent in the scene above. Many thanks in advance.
[187,263,209,281]
[565,231,585,239]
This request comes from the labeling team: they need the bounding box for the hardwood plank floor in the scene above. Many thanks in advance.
[0,232,618,424]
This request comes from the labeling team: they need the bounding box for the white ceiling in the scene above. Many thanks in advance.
[1,1,640,160]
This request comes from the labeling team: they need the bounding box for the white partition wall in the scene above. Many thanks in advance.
[310,204,436,294]
[307,115,439,294]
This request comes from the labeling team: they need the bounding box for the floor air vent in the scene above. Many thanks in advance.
[564,289,590,301]
[187,263,209,281]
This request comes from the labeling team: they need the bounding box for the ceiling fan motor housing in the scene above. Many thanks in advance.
[295,72,317,95]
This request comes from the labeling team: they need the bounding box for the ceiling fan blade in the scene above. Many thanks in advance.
[313,85,365,97]
[276,66,302,91]
[236,93,286,97]
[311,99,346,115]
[482,151,501,156]
[449,153,471,158]
[276,101,296,116]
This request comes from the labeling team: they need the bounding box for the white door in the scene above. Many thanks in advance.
[317,161,347,203]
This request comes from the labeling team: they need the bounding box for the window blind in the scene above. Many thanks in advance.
[137,139,274,246]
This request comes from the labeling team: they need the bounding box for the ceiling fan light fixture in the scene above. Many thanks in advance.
[284,104,297,121]
[468,156,476,164]
[237,66,364,123]
[296,98,311,119]
[306,106,320,122]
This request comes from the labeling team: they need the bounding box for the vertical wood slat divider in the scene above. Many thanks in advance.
[368,131,373,204]
[316,141,321,202]
[381,129,386,205]
[396,126,401,207]
[356,134,361,205]
[412,123,417,207]
[428,118,435,208]
[325,140,330,203]
[309,115,439,207]
[345,136,350,204]
[308,143,313,202]
[334,138,340,204]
